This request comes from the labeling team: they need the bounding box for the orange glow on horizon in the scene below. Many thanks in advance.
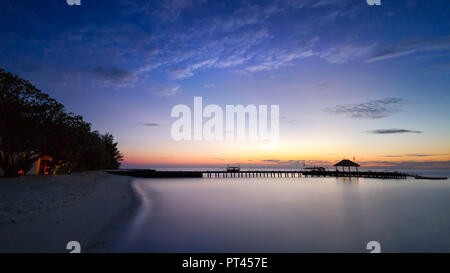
[123,153,450,167]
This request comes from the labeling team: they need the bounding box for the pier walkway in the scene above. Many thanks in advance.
[108,169,444,179]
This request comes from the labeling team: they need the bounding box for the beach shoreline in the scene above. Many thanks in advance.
[0,171,134,253]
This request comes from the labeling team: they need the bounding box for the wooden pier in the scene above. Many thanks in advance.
[105,169,448,179]
[202,170,409,179]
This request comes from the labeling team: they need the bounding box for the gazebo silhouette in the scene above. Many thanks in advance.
[334,159,360,172]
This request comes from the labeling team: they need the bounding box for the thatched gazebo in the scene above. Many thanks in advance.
[334,159,360,172]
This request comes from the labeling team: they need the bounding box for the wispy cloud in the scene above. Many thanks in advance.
[381,153,445,158]
[121,1,354,81]
[366,129,423,134]
[153,86,180,97]
[259,159,327,168]
[262,159,280,163]
[121,0,197,22]
[169,58,218,80]
[245,36,318,72]
[366,36,450,63]
[311,0,345,8]
[5,0,447,97]
[302,82,332,91]
[326,98,406,119]
[140,123,161,127]
[359,160,450,170]
[246,50,316,72]
[319,43,375,64]
[203,84,215,88]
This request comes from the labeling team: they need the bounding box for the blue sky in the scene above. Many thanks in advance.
[1,0,449,168]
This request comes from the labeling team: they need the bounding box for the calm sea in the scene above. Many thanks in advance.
[112,173,450,253]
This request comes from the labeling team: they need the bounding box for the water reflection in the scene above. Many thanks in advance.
[340,177,361,183]
[115,177,450,252]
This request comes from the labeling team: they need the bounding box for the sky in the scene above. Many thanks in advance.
[1,0,449,169]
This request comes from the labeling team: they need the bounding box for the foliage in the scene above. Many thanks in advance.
[0,69,123,177]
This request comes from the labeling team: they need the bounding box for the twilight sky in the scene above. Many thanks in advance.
[1,0,449,169]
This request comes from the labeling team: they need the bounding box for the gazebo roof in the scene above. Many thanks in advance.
[334,159,360,167]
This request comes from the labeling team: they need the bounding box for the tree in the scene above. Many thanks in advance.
[0,69,65,176]
[101,133,124,170]
[0,69,123,177]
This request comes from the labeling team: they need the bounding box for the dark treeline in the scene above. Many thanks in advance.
[0,69,123,177]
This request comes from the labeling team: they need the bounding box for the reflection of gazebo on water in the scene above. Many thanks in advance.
[334,159,360,172]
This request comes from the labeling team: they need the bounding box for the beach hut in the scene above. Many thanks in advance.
[334,159,360,172]
[35,156,52,175]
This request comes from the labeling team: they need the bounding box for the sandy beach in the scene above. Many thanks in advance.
[0,171,134,253]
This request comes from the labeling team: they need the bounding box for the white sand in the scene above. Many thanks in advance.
[0,171,133,253]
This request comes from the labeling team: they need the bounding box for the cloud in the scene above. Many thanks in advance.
[326,98,406,119]
[153,86,180,97]
[366,129,423,134]
[381,153,445,158]
[262,159,280,163]
[128,3,328,80]
[366,36,450,63]
[302,82,332,91]
[168,67,194,80]
[128,7,276,80]
[120,0,196,22]
[9,0,441,94]
[153,0,199,23]
[203,84,215,88]
[311,0,345,8]
[140,123,161,127]
[169,58,218,79]
[260,159,309,168]
[245,36,318,72]
[246,50,315,72]
[360,160,450,170]
[90,66,135,86]
[319,43,375,64]
[18,0,372,89]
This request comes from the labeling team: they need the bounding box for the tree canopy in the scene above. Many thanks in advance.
[0,69,123,177]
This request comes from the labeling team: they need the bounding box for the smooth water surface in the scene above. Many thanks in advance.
[114,177,450,252]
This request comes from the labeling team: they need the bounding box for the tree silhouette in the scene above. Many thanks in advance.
[0,69,123,177]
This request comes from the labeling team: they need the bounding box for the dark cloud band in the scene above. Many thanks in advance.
[366,129,422,134]
[326,98,405,119]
